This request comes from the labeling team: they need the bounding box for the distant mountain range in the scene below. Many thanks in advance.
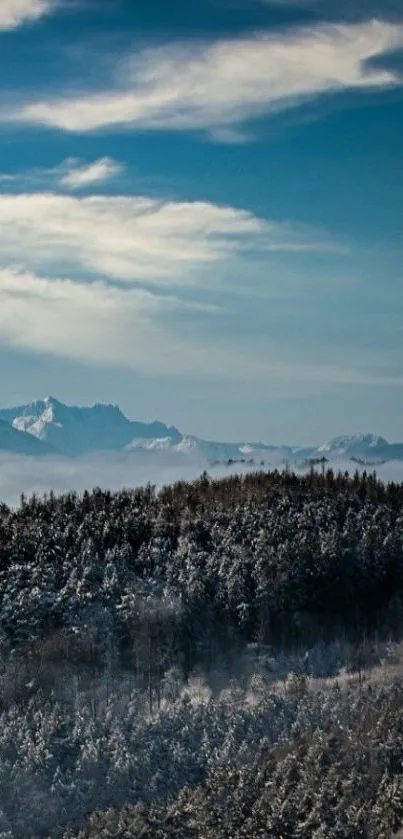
[0,397,402,465]
[292,433,403,464]
[0,397,181,457]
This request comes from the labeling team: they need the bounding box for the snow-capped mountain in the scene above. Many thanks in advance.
[312,433,401,461]
[125,434,292,463]
[126,435,245,459]
[0,397,401,465]
[0,418,54,456]
[0,397,181,456]
[317,433,388,455]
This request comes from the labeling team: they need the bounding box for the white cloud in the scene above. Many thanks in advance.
[0,266,194,371]
[58,157,123,190]
[0,0,54,29]
[11,20,403,136]
[0,265,283,378]
[0,158,123,191]
[0,192,392,395]
[1,266,401,391]
[0,192,333,285]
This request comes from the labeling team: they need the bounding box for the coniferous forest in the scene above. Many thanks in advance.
[1,468,403,837]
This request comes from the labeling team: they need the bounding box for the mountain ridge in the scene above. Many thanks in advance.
[0,397,182,456]
[0,398,402,463]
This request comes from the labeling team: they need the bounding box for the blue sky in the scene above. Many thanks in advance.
[0,0,402,444]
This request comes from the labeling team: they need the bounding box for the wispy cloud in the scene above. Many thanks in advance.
[0,192,336,285]
[9,20,403,137]
[0,0,54,29]
[0,158,123,191]
[1,266,400,391]
[58,157,123,190]
[0,266,196,371]
[0,265,287,378]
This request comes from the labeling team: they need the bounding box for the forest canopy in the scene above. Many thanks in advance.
[1,468,403,837]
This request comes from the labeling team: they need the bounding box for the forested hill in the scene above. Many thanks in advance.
[1,468,403,661]
[2,469,403,839]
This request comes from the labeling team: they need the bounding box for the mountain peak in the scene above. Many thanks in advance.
[317,432,390,457]
[0,397,182,456]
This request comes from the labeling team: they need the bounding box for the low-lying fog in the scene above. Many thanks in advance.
[1,451,403,507]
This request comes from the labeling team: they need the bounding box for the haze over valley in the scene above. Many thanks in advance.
[0,395,402,505]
